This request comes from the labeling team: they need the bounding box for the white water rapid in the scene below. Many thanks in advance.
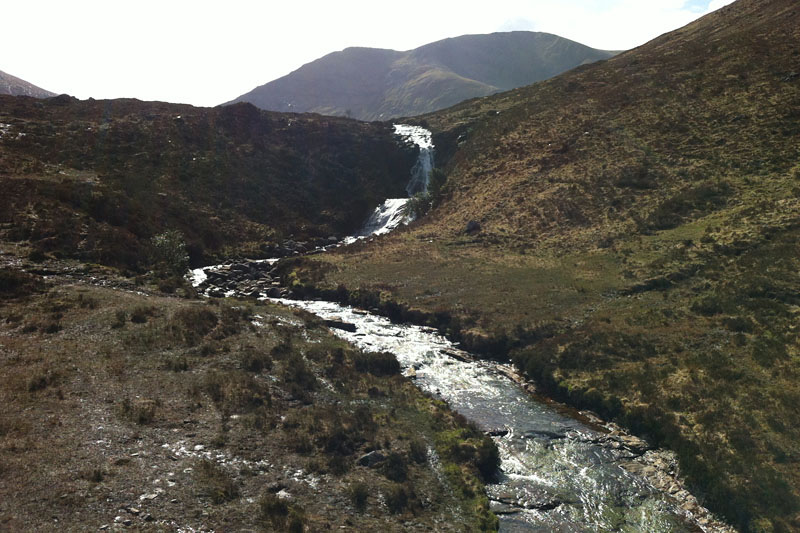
[346,124,434,242]
[268,299,730,533]
[187,122,733,531]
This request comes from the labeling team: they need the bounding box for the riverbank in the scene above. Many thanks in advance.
[190,254,735,532]
[0,257,499,531]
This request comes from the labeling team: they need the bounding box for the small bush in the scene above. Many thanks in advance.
[283,354,316,390]
[400,192,432,220]
[270,340,293,359]
[353,352,400,376]
[241,345,273,373]
[130,305,156,324]
[196,371,271,414]
[76,293,99,309]
[382,452,409,482]
[194,459,239,504]
[350,482,368,512]
[164,356,189,372]
[0,269,43,298]
[171,306,218,345]
[150,229,189,277]
[259,493,289,528]
[119,397,157,424]
[722,315,755,333]
[385,484,408,514]
[409,439,428,464]
[27,370,57,392]
[111,310,127,329]
[287,508,305,533]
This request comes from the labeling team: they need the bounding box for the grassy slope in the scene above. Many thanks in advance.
[0,272,498,531]
[0,96,415,270]
[294,0,800,530]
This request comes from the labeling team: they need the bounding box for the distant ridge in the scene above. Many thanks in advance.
[227,32,618,120]
[0,69,56,98]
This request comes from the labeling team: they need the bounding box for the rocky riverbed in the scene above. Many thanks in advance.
[192,260,735,532]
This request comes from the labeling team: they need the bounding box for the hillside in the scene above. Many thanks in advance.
[0,95,416,271]
[0,272,498,530]
[289,0,800,530]
[0,69,55,98]
[228,32,617,120]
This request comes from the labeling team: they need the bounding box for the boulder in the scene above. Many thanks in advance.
[324,319,357,332]
[465,220,481,234]
[357,450,385,467]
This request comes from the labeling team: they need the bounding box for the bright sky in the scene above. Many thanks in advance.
[4,0,735,107]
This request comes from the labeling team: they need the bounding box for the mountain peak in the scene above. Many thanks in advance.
[227,31,617,120]
[0,69,56,98]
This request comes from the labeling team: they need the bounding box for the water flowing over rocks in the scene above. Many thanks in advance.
[187,124,734,532]
[345,124,436,244]
[189,258,734,531]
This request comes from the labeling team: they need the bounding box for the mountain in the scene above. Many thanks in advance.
[228,32,618,120]
[291,0,800,530]
[0,69,56,98]
[0,96,416,270]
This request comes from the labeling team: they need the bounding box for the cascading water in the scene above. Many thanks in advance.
[347,124,434,241]
[189,121,733,532]
[266,299,732,533]
[395,124,434,196]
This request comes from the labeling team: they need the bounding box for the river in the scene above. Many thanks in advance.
[190,125,733,532]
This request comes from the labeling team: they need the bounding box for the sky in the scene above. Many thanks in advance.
[4,0,735,107]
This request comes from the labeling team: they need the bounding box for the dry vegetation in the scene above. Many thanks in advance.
[289,1,800,530]
[0,275,498,531]
[0,97,416,270]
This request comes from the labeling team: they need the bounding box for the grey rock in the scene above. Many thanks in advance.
[324,319,357,332]
[357,450,386,467]
[465,220,481,234]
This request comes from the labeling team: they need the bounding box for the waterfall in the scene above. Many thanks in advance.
[394,124,434,196]
[347,124,434,241]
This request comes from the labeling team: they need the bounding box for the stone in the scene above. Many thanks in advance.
[324,319,357,332]
[357,450,386,467]
[465,220,481,234]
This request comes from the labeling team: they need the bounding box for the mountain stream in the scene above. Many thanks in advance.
[191,125,732,532]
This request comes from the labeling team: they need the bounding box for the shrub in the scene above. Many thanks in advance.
[194,459,239,504]
[111,310,127,328]
[130,305,156,324]
[0,269,43,298]
[283,354,316,390]
[409,439,428,464]
[27,370,57,392]
[119,397,157,424]
[241,345,273,373]
[475,438,501,482]
[259,493,289,528]
[428,168,448,206]
[149,229,189,277]
[353,352,400,376]
[401,192,432,220]
[722,315,755,333]
[385,484,408,514]
[196,371,271,414]
[170,306,218,345]
[350,482,368,512]
[382,452,409,482]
